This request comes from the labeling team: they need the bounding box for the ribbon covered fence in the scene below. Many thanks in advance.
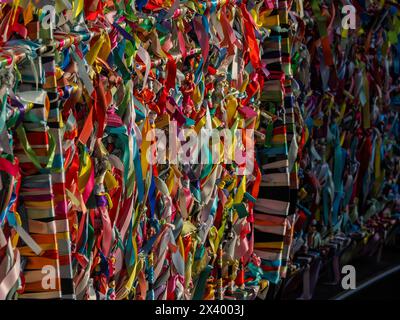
[0,0,399,300]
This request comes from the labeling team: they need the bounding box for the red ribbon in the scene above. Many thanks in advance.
[0,157,19,177]
[240,3,261,70]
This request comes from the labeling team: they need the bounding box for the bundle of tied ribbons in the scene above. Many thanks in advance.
[0,0,399,300]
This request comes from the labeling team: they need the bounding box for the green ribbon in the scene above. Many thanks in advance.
[16,125,56,171]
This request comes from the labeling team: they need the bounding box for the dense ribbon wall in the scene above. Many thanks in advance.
[0,0,399,300]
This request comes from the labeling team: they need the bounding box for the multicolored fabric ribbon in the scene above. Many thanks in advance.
[0,0,399,301]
